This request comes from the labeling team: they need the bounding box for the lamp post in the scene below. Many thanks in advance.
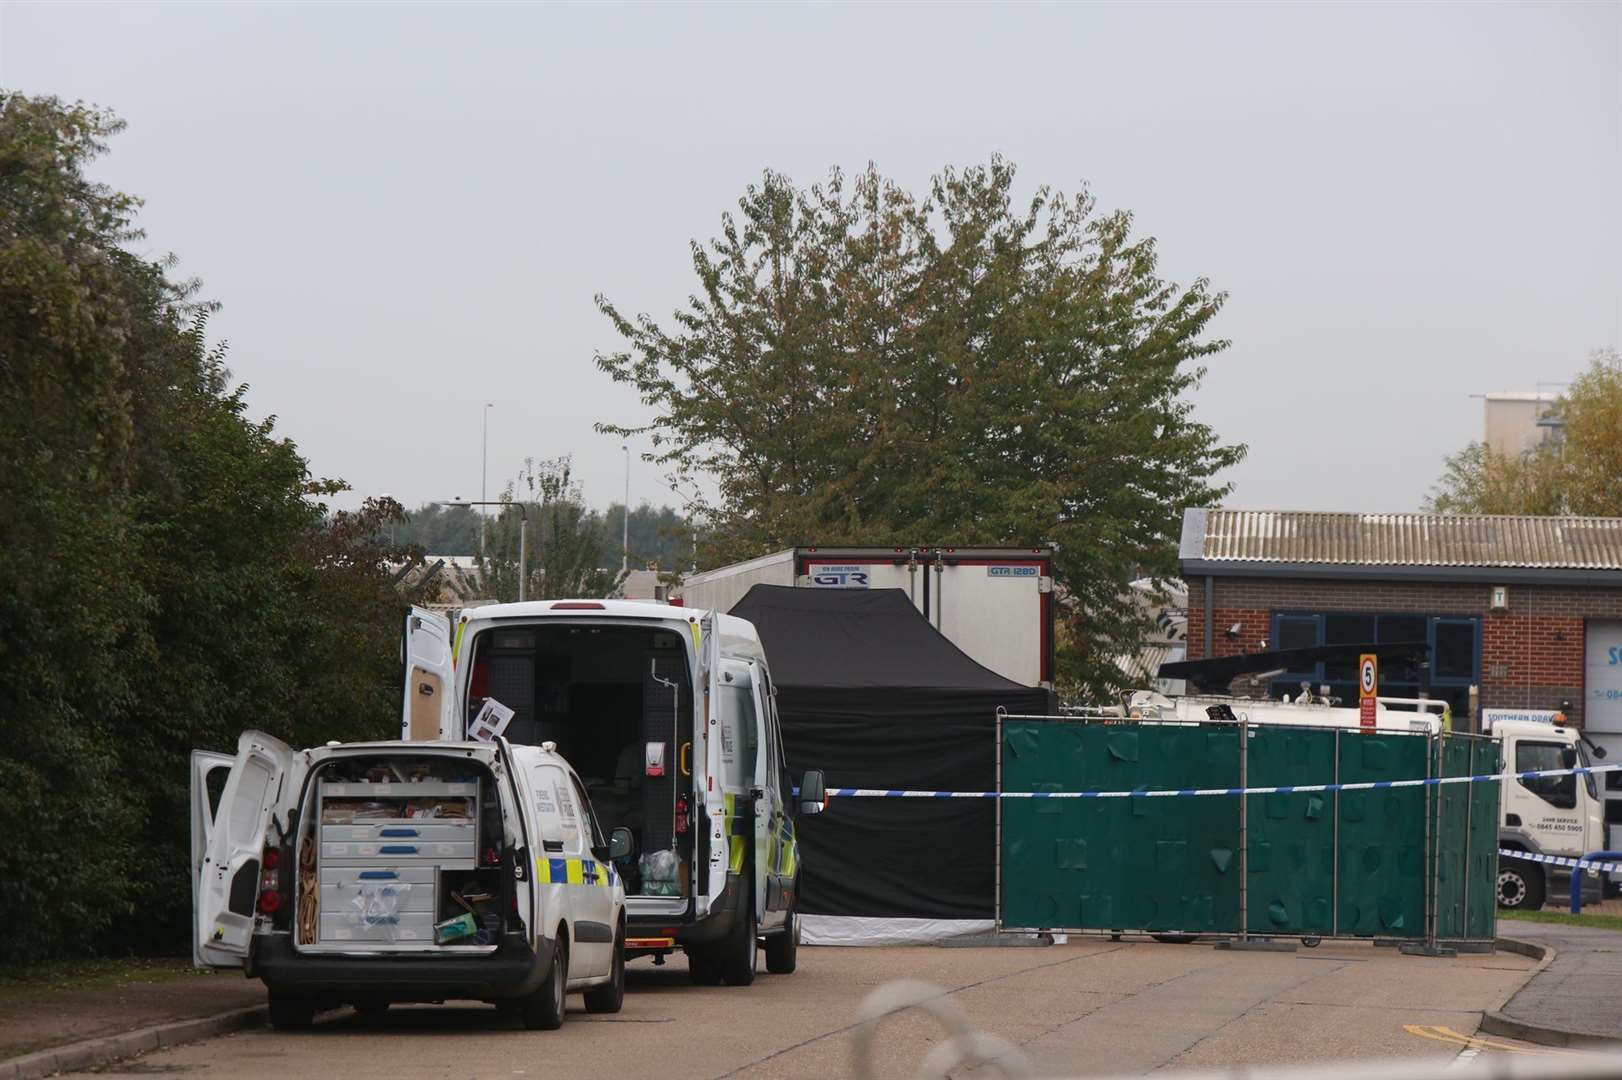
[621,445,630,575]
[480,403,494,560]
[438,499,528,602]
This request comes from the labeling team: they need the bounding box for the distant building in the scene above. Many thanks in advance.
[1483,391,1561,458]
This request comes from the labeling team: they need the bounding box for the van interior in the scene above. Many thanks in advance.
[466,623,696,897]
[291,753,516,954]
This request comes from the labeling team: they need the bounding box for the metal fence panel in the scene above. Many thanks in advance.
[1245,727,1336,935]
[1333,732,1429,938]
[1000,721,1239,934]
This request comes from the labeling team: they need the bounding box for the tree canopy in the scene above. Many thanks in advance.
[0,93,415,964]
[595,160,1243,695]
[1425,350,1622,516]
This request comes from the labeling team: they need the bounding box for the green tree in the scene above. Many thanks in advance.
[1426,350,1622,516]
[0,93,418,963]
[594,160,1243,695]
[453,456,625,602]
[602,501,690,570]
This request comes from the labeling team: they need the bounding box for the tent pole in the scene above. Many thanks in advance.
[995,706,1004,933]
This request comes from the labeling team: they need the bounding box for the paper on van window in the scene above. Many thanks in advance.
[469,698,515,742]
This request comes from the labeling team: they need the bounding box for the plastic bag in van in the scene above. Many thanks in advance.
[639,850,682,896]
[351,882,412,941]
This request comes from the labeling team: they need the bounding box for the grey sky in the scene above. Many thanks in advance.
[3,1,1617,519]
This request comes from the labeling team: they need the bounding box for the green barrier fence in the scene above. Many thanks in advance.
[998,718,1499,947]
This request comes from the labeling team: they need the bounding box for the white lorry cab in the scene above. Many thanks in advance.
[1483,714,1609,910]
[1121,690,1609,910]
[191,733,628,1030]
[402,600,826,986]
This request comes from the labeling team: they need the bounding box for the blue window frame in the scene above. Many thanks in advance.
[1268,612,1481,717]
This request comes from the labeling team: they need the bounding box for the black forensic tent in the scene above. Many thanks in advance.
[729,585,1052,943]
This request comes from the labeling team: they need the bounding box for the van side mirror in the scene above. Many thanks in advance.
[609,827,635,861]
[798,769,827,816]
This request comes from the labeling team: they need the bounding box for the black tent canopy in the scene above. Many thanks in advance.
[729,586,1052,940]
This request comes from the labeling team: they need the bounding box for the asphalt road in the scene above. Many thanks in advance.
[74,938,1557,1079]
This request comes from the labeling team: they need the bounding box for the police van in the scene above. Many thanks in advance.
[402,600,826,986]
[192,733,628,1030]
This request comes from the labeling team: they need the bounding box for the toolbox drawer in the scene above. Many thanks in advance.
[318,911,436,944]
[321,822,474,843]
[321,878,437,914]
[321,841,476,863]
[319,865,438,889]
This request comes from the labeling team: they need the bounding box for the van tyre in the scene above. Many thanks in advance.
[267,990,316,1031]
[521,938,567,1030]
[584,926,625,1014]
[765,906,799,974]
[721,897,758,986]
[687,947,723,986]
[1498,859,1545,911]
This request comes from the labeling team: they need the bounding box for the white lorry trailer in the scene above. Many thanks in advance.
[674,546,1056,688]
[1122,690,1609,910]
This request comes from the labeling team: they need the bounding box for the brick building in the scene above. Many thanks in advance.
[1178,510,1622,751]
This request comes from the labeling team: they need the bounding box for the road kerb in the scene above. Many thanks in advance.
[1481,935,1622,1050]
[1,1005,266,1080]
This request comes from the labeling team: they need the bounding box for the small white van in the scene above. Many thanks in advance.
[192,732,628,1030]
[402,600,826,985]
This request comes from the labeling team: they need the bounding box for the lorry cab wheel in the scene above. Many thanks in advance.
[1497,860,1545,911]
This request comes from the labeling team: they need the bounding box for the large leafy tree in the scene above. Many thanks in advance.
[1426,350,1621,516]
[595,160,1244,694]
[0,93,416,963]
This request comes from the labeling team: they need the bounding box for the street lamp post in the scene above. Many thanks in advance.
[438,499,528,602]
[481,404,494,561]
[621,445,630,575]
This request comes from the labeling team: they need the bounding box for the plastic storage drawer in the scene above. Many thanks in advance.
[318,866,437,889]
[320,841,476,864]
[322,878,437,914]
[318,911,436,944]
[321,823,475,843]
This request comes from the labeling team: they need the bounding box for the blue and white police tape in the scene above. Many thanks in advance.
[810,762,1622,800]
[1497,848,1622,875]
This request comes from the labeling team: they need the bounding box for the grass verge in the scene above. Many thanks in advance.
[1499,909,1622,932]
[0,957,198,1006]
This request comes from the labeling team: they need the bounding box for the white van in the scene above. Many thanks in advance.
[192,732,628,1030]
[402,600,826,986]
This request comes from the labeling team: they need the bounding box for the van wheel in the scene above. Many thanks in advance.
[1151,934,1198,945]
[687,947,723,986]
[765,907,799,974]
[521,938,567,1030]
[721,897,758,986]
[1498,860,1545,911]
[267,990,316,1032]
[584,926,625,1014]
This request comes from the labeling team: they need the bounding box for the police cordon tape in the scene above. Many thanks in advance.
[807,762,1622,800]
[1497,848,1622,875]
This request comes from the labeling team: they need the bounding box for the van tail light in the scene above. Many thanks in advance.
[674,796,690,836]
[258,844,284,918]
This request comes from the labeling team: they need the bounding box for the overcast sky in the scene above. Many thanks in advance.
[3,2,1618,518]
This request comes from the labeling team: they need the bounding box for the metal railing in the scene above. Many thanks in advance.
[852,981,1622,1080]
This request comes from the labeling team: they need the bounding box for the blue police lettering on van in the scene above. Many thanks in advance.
[1610,646,1621,665]
[987,566,1039,578]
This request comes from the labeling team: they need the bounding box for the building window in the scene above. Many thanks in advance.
[1268,612,1481,723]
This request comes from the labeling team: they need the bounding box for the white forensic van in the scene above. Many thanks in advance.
[402,600,826,986]
[192,732,628,1030]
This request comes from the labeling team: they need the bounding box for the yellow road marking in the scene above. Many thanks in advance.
[1402,1024,1582,1057]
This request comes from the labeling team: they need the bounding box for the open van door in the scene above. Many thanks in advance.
[747,663,786,930]
[194,731,295,969]
[190,751,234,968]
[402,606,456,740]
[699,610,728,903]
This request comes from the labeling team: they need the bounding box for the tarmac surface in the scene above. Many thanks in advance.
[1497,921,1622,1041]
[61,938,1564,1080]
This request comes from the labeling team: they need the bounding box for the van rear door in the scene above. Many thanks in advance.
[193,731,296,969]
[402,606,456,740]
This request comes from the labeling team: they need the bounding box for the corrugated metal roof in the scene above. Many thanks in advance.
[1189,510,1622,570]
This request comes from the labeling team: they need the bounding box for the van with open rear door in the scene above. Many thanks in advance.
[191,733,629,1030]
[402,600,826,986]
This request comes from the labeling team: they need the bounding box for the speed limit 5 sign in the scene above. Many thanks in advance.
[1359,654,1378,729]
